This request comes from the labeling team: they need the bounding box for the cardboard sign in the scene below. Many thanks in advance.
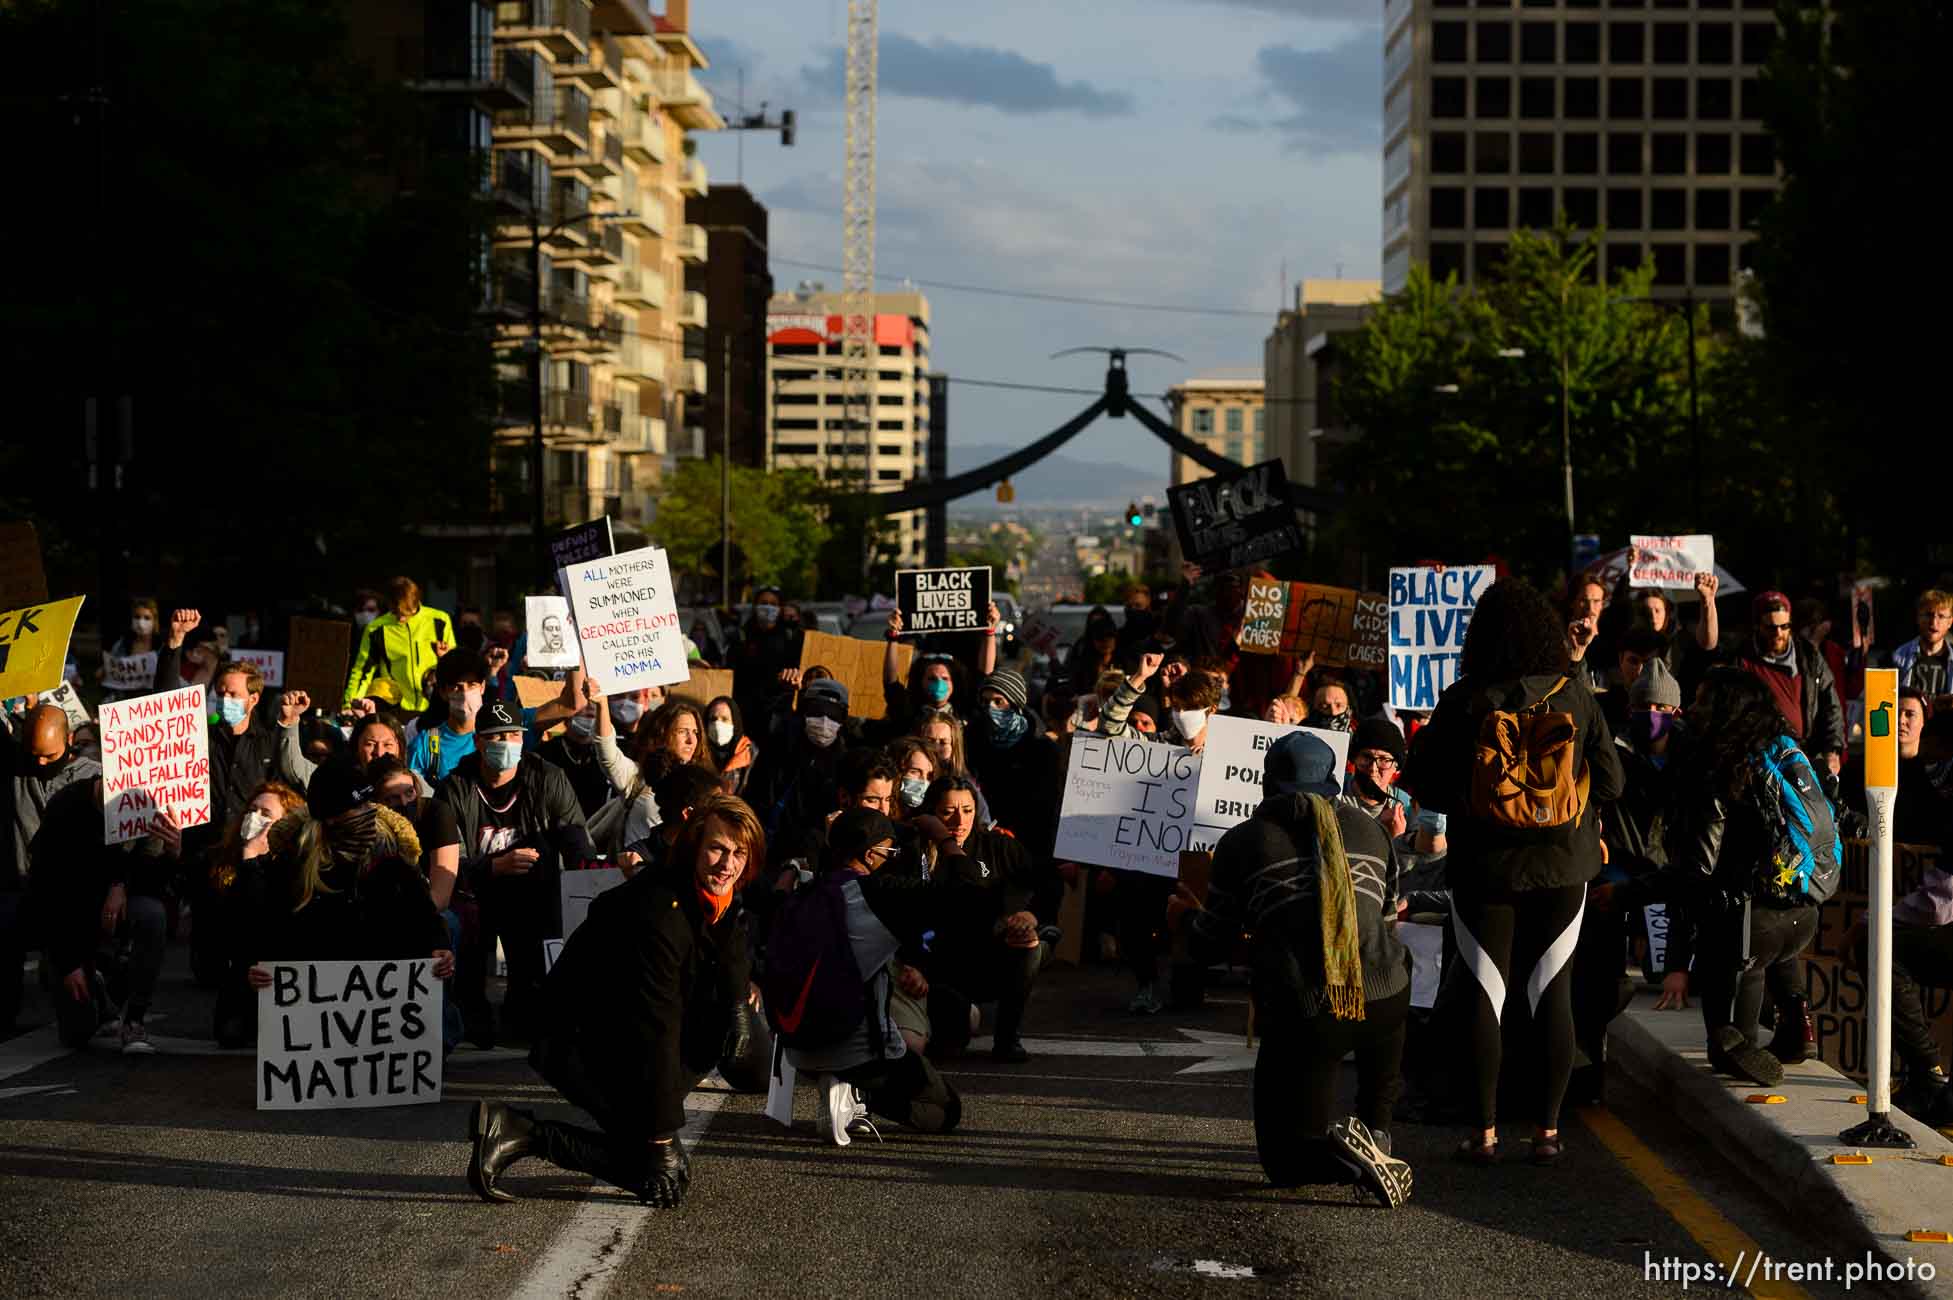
[669,667,734,709]
[0,596,85,699]
[288,617,351,708]
[99,684,211,845]
[1628,534,1715,588]
[511,674,564,709]
[797,629,912,723]
[101,651,158,694]
[1019,613,1062,658]
[565,545,690,691]
[561,866,627,940]
[41,680,91,731]
[228,648,285,688]
[0,521,48,610]
[1387,566,1492,711]
[1166,459,1303,572]
[896,567,992,636]
[1054,733,1203,878]
[1190,716,1351,853]
[551,516,616,595]
[525,595,579,669]
[1864,667,1899,791]
[256,959,443,1110]
[1237,576,1387,668]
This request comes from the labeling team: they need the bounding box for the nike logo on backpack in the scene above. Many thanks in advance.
[774,958,821,1034]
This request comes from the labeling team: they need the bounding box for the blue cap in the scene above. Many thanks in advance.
[1265,731,1341,799]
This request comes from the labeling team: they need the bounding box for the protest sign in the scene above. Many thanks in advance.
[1054,733,1203,878]
[895,567,991,635]
[543,938,565,974]
[1628,534,1715,588]
[257,959,442,1110]
[1018,613,1062,658]
[288,617,351,708]
[1237,576,1387,669]
[550,516,615,595]
[511,675,563,709]
[561,866,627,940]
[1165,459,1303,572]
[1189,716,1351,854]
[0,521,48,610]
[525,595,578,669]
[1387,565,1492,710]
[670,667,734,709]
[565,545,689,691]
[100,684,211,845]
[0,595,86,700]
[228,648,285,688]
[797,629,911,722]
[101,651,158,694]
[41,680,91,731]
[1403,922,1445,1010]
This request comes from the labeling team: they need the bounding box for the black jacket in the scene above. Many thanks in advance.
[433,754,591,893]
[200,720,316,852]
[29,779,170,975]
[1736,639,1847,759]
[532,859,750,1139]
[929,826,1046,954]
[966,721,1061,859]
[1407,672,1626,892]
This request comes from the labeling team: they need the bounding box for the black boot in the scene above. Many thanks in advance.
[533,1118,655,1199]
[991,991,1030,1063]
[1767,996,1815,1065]
[467,1101,539,1204]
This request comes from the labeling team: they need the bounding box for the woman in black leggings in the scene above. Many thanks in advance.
[1404,577,1625,1165]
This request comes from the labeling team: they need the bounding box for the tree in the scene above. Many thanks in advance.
[647,460,832,600]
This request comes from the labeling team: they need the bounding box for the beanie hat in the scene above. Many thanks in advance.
[1351,716,1407,764]
[983,669,1029,710]
[802,677,850,714]
[1264,731,1341,799]
[306,762,374,822]
[1630,657,1682,709]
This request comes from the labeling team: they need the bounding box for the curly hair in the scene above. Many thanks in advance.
[1459,577,1572,682]
[640,699,717,774]
[1690,667,1793,797]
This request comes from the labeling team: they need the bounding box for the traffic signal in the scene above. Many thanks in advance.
[1126,502,1143,527]
[996,479,1015,504]
[781,110,796,147]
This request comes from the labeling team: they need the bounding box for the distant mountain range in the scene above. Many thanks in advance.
[946,443,1168,507]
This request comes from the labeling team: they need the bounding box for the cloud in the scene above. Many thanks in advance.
[799,34,1134,117]
[1185,0,1380,19]
[1218,34,1380,156]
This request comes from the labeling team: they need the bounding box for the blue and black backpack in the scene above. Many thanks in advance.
[1755,735,1843,903]
[759,872,871,1051]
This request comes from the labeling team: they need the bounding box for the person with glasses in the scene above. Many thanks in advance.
[1735,590,1846,777]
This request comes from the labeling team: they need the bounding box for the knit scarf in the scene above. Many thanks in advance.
[1310,793,1366,1021]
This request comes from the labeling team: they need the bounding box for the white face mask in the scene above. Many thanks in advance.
[1170,708,1209,740]
[241,810,273,842]
[708,719,735,747]
[449,688,483,720]
[804,716,842,747]
[569,715,597,739]
[610,698,642,726]
[354,609,378,627]
[132,617,154,636]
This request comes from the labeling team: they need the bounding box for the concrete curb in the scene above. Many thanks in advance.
[1609,1004,1953,1299]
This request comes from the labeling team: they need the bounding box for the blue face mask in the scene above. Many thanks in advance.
[219,696,249,727]
[988,706,1028,746]
[925,676,951,703]
[481,737,522,771]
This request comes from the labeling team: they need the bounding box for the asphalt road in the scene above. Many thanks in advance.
[0,949,1895,1299]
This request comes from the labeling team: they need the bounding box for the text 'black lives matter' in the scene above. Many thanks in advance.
[1165,459,1303,572]
[896,566,992,635]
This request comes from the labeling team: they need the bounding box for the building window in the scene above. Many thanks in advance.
[1606,188,1643,230]
[1609,22,1644,62]
[1477,20,1513,60]
[1475,187,1511,227]
[1432,76,1468,117]
[1518,186,1555,228]
[1649,77,1687,119]
[1475,242,1509,279]
[1651,132,1687,174]
[1740,133,1776,175]
[1606,132,1641,174]
[1652,244,1686,286]
[1254,408,1265,435]
[1695,244,1732,288]
[1561,132,1598,174]
[1520,21,1556,60]
[1741,77,1764,119]
[1695,188,1732,230]
[1432,186,1467,228]
[1697,78,1734,120]
[1565,22,1601,61]
[1650,188,1686,230]
[1608,243,1645,282]
[1225,408,1244,435]
[1430,242,1467,282]
[773,441,818,456]
[1698,132,1733,173]
[1699,22,1734,63]
[1476,131,1512,173]
[1434,20,1469,60]
[1477,76,1512,117]
[1652,21,1688,63]
[1563,186,1599,227]
[1739,187,1772,228]
[1191,408,1214,435]
[1741,21,1775,64]
[1432,131,1468,172]
[1519,77,1555,118]
[876,420,906,431]
[1564,77,1600,117]
[1608,77,1644,118]
[1224,439,1244,463]
[877,469,903,482]
[774,418,819,432]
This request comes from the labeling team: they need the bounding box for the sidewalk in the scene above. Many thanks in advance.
[1609,1002,1953,1299]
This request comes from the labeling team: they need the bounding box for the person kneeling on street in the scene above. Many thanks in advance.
[1169,732,1414,1208]
[465,795,763,1208]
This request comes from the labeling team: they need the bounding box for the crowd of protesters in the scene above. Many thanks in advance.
[7,559,1953,1212]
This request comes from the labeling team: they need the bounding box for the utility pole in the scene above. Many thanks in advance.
[841,0,879,595]
[1683,292,1701,527]
[721,333,733,610]
[529,222,547,581]
[1560,278,1576,574]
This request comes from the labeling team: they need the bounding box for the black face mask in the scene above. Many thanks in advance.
[1352,770,1392,803]
[26,749,74,781]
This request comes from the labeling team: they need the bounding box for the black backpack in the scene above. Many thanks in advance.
[759,872,872,1051]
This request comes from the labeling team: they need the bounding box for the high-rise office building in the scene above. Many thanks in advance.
[764,287,932,567]
[1382,0,1781,298]
[686,184,773,469]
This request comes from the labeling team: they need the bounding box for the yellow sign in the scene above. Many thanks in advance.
[1864,667,1899,790]
[0,596,87,699]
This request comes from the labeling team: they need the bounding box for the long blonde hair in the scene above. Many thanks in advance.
[269,805,421,911]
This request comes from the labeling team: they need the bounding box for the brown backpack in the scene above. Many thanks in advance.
[1469,677,1590,830]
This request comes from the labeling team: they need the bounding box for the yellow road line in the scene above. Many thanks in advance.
[1579,1105,1815,1299]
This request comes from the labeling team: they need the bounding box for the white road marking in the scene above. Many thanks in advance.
[0,1025,67,1083]
[968,1028,1257,1074]
[0,1083,78,1101]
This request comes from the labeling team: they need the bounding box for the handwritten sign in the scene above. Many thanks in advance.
[0,596,86,699]
[1238,576,1387,668]
[288,617,351,708]
[1388,565,1492,710]
[40,680,91,732]
[1019,613,1062,658]
[99,685,211,845]
[561,866,627,939]
[1166,459,1303,572]
[896,567,991,635]
[526,595,578,669]
[797,629,911,723]
[669,667,734,710]
[228,648,285,687]
[565,545,689,691]
[1190,716,1351,853]
[1054,733,1203,878]
[101,652,158,694]
[550,516,616,595]
[257,959,442,1110]
[0,521,48,610]
[1628,534,1714,588]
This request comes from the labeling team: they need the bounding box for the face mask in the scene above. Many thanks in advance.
[1630,709,1677,744]
[1306,709,1354,734]
[219,696,249,727]
[1170,708,1209,739]
[29,750,73,781]
[754,605,780,628]
[708,719,735,747]
[132,616,154,635]
[240,810,273,842]
[925,676,951,703]
[610,698,642,727]
[449,688,483,720]
[899,775,929,809]
[481,737,522,770]
[988,706,1028,746]
[804,715,842,747]
[354,609,378,627]
[569,715,597,739]
[1352,771,1392,803]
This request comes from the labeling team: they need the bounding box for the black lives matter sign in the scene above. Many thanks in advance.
[257,959,443,1110]
[1166,459,1303,573]
[896,567,991,635]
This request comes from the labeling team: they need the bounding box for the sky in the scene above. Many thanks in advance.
[686,0,1383,477]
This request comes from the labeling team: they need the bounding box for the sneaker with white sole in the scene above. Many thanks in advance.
[820,1076,880,1147]
[119,1020,156,1055]
[1329,1117,1412,1208]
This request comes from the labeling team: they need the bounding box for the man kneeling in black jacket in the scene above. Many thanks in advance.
[465,794,762,1208]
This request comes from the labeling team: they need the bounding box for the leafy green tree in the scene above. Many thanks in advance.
[648,459,832,599]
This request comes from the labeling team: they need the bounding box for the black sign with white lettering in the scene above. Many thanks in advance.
[549,517,616,595]
[1166,459,1303,572]
[895,566,992,635]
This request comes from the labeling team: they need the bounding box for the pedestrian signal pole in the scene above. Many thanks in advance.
[1843,667,1914,1147]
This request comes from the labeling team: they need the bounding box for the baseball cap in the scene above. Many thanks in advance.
[475,699,525,736]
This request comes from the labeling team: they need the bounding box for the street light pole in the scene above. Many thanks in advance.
[1560,281,1576,574]
[1684,293,1700,526]
[720,332,732,610]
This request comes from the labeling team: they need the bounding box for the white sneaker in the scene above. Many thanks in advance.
[119,1020,156,1056]
[820,1076,879,1147]
[1328,1117,1412,1208]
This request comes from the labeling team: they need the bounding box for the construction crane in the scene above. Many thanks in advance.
[841,0,878,590]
